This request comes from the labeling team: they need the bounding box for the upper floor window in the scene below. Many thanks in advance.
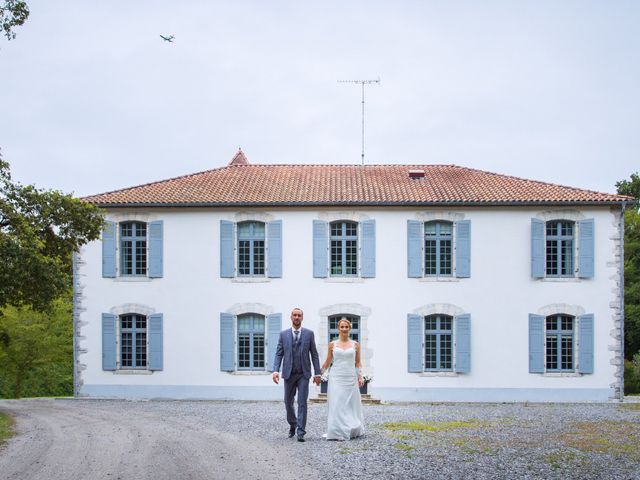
[424,221,453,276]
[237,313,265,370]
[101,220,163,279]
[407,219,470,279]
[330,221,358,276]
[237,221,265,276]
[545,221,574,277]
[313,219,376,279]
[120,222,147,276]
[328,314,360,342]
[220,220,282,278]
[531,218,594,279]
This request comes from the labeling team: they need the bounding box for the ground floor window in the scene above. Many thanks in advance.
[545,314,574,371]
[424,314,453,371]
[237,313,265,370]
[120,314,147,369]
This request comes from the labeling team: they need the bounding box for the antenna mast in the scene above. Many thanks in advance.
[338,77,380,164]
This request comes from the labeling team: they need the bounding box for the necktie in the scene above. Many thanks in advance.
[294,330,299,345]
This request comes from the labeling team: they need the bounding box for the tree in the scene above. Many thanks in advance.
[0,297,72,398]
[1,0,29,40]
[616,173,640,360]
[0,153,104,311]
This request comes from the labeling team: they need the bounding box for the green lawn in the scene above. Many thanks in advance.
[0,412,15,446]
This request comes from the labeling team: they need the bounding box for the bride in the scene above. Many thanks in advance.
[321,317,365,440]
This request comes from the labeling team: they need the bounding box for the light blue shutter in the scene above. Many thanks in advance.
[267,221,282,278]
[220,313,234,371]
[148,313,163,371]
[578,313,594,374]
[407,220,422,278]
[148,221,163,278]
[407,314,423,372]
[313,220,328,278]
[578,219,595,279]
[454,314,471,373]
[361,219,376,278]
[455,220,471,278]
[102,313,117,370]
[531,219,545,278]
[529,314,544,373]
[220,220,235,278]
[267,313,282,371]
[102,221,117,278]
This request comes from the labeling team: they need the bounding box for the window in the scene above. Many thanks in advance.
[120,222,147,276]
[328,314,360,342]
[424,221,453,276]
[237,314,265,370]
[120,314,147,369]
[546,221,574,277]
[220,220,282,278]
[545,314,574,371]
[237,221,265,276]
[407,312,470,373]
[101,220,163,278]
[424,314,453,371]
[530,218,594,279]
[330,221,358,276]
[407,219,470,278]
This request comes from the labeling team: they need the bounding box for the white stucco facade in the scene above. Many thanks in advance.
[75,205,624,402]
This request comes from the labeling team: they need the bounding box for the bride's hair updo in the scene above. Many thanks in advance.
[338,317,352,329]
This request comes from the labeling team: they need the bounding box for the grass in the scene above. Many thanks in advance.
[0,412,15,447]
[560,421,640,460]
[619,403,640,411]
[382,419,484,433]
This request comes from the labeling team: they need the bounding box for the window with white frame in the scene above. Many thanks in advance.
[545,221,574,277]
[237,221,265,276]
[120,313,147,369]
[424,221,453,276]
[120,222,147,276]
[237,313,266,370]
[330,221,358,276]
[545,314,574,371]
[424,314,453,371]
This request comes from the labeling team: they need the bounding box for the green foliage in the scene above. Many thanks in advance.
[617,173,640,360]
[0,155,104,311]
[0,411,15,445]
[1,0,29,40]
[624,354,640,395]
[0,296,73,398]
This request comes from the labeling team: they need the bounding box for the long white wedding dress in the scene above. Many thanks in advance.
[326,342,364,440]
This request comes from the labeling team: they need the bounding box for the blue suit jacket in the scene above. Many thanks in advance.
[272,328,321,380]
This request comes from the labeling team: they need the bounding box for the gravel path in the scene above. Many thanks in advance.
[1,398,639,479]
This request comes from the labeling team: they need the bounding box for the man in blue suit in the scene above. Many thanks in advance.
[272,307,321,442]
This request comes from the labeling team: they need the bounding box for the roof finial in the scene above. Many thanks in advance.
[229,148,249,166]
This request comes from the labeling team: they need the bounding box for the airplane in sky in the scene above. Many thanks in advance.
[160,35,174,42]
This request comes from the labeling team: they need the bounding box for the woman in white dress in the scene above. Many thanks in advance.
[321,318,365,440]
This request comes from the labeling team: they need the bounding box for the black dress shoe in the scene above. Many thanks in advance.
[297,435,305,442]
[288,428,296,438]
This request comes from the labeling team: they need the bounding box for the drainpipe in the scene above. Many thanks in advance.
[619,202,626,401]
[72,251,79,398]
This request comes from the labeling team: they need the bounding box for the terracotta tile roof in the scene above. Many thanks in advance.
[84,161,631,207]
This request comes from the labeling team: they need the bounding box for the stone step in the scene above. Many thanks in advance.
[309,393,381,405]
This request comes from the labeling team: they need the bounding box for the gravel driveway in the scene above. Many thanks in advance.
[0,398,639,479]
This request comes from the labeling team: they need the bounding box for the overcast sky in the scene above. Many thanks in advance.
[1,1,638,197]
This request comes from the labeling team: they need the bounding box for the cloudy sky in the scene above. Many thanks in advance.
[1,1,638,197]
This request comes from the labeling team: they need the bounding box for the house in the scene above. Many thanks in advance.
[74,150,631,401]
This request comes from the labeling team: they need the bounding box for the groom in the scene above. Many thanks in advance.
[272,307,321,442]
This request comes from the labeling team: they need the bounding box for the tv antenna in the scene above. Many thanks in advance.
[338,77,380,164]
